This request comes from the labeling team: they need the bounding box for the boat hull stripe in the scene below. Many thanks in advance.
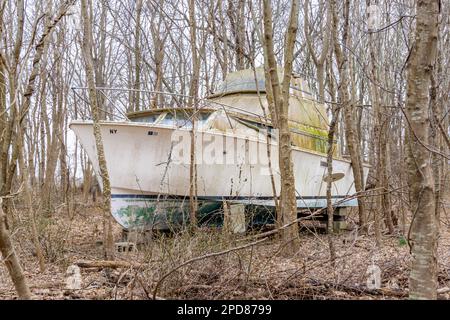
[111,194,348,200]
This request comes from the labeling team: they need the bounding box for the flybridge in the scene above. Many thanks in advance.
[209,67,315,100]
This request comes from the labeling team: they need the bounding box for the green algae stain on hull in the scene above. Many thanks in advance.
[112,197,227,230]
[113,200,188,230]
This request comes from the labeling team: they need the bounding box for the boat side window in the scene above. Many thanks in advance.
[159,112,174,126]
[159,112,192,128]
[196,112,213,127]
[199,112,210,121]
[175,112,193,128]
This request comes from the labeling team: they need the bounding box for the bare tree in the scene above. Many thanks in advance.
[0,0,75,299]
[133,0,143,111]
[263,0,300,254]
[304,0,331,103]
[405,0,439,300]
[188,0,200,227]
[331,0,367,231]
[80,0,114,260]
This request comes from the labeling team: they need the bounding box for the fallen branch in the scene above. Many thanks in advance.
[74,260,142,269]
[437,287,450,294]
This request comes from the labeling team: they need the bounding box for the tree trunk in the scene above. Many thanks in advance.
[188,0,199,227]
[0,199,32,299]
[263,0,301,254]
[304,0,331,103]
[19,142,46,272]
[331,0,367,231]
[133,0,143,111]
[406,0,439,300]
[81,0,114,260]
[367,2,382,244]
[227,0,246,70]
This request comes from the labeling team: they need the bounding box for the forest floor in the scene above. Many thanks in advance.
[1,199,450,300]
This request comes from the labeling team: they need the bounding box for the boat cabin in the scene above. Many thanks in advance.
[126,67,339,157]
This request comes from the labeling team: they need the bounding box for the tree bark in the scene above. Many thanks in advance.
[406,0,439,300]
[0,199,32,299]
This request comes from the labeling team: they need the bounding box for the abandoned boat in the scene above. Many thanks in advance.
[70,68,370,230]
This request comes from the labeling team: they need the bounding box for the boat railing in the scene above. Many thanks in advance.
[71,86,270,125]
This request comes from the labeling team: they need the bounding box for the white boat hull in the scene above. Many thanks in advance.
[70,120,369,229]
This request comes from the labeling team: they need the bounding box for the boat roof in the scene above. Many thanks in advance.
[127,107,215,119]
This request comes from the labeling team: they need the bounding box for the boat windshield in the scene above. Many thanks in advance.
[130,113,160,123]
[159,111,211,129]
